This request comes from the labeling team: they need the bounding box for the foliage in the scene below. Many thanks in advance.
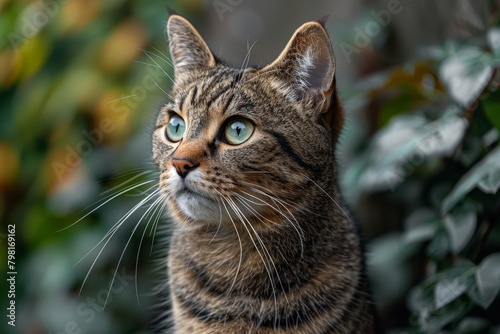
[341,9,500,334]
[1,1,499,334]
[0,0,193,333]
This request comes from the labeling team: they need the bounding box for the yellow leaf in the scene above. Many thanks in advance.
[99,18,148,73]
[0,142,19,189]
[18,34,48,80]
[59,0,100,33]
[92,89,132,143]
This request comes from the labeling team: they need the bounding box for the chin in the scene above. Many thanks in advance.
[175,191,223,223]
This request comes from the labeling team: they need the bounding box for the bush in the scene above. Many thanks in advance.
[341,12,500,333]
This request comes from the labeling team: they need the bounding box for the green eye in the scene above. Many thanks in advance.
[165,114,186,142]
[224,118,254,145]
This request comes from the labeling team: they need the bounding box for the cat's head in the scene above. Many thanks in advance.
[153,15,344,229]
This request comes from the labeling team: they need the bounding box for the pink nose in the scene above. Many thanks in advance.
[172,158,198,178]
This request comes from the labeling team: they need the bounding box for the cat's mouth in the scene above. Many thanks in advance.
[168,170,274,225]
[172,180,222,222]
[177,185,212,201]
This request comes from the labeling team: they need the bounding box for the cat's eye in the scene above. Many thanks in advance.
[165,114,186,142]
[224,118,254,145]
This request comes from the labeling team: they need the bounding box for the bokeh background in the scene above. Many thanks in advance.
[1,0,499,333]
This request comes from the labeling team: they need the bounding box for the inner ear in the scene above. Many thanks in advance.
[166,15,216,79]
[260,21,336,104]
[302,41,334,93]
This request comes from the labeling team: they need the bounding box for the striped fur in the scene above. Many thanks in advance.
[152,15,377,333]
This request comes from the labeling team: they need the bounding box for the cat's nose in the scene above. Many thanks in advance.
[172,158,199,178]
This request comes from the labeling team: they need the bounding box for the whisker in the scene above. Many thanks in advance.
[78,188,161,299]
[300,173,353,223]
[141,49,175,87]
[233,194,274,228]
[99,168,155,181]
[133,194,166,306]
[134,60,164,68]
[100,170,156,196]
[237,185,305,257]
[208,198,224,245]
[239,39,257,77]
[223,196,283,316]
[105,94,143,105]
[216,194,243,296]
[73,184,159,265]
[149,46,174,66]
[101,189,162,309]
[149,195,167,255]
[57,180,156,233]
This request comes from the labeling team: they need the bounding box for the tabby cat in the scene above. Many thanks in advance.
[152,14,377,333]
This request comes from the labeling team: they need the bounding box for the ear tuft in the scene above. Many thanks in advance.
[167,15,215,78]
[166,7,178,16]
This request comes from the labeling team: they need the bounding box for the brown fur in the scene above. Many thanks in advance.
[152,15,376,333]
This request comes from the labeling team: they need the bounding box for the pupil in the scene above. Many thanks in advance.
[236,126,241,136]
[175,123,179,133]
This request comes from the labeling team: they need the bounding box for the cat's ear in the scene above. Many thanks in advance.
[167,15,216,79]
[262,21,336,110]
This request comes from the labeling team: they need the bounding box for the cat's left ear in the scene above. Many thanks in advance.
[262,21,336,111]
[167,15,216,80]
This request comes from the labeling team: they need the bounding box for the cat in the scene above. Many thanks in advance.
[152,14,378,334]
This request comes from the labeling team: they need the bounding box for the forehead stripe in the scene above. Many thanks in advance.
[190,85,198,106]
[205,83,234,110]
[177,93,187,112]
[223,93,235,114]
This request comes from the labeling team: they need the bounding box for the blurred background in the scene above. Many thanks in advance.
[1,0,499,333]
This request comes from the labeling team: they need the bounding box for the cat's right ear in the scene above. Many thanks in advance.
[167,15,216,80]
[261,21,336,107]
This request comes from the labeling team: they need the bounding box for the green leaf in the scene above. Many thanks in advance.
[427,229,450,260]
[488,28,500,56]
[369,233,418,266]
[482,91,500,132]
[482,128,500,147]
[357,109,467,192]
[442,146,500,213]
[443,212,477,253]
[404,208,439,244]
[440,46,494,108]
[477,169,500,194]
[459,136,484,167]
[408,283,434,313]
[434,278,468,309]
[405,224,439,244]
[475,253,500,309]
[420,298,473,333]
[433,262,476,309]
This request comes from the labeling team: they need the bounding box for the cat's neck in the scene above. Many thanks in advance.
[170,192,356,271]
